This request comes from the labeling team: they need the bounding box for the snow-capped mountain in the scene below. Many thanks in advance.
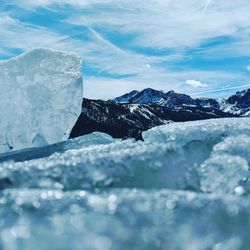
[113,90,140,103]
[227,88,250,107]
[70,98,236,140]
[195,97,221,110]
[113,88,250,116]
[70,87,250,140]
[224,89,250,116]
[113,88,197,108]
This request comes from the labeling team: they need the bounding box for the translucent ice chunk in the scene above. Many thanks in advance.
[143,118,250,146]
[0,49,83,153]
[0,118,250,192]
[1,118,250,249]
[0,132,115,163]
[198,135,250,194]
[144,118,250,194]
[199,154,249,194]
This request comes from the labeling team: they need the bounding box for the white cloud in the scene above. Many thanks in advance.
[0,14,85,56]
[5,0,250,51]
[64,0,250,50]
[192,83,250,97]
[82,68,245,99]
[0,13,244,99]
[247,65,250,71]
[186,80,208,88]
[0,13,180,77]
[5,0,117,8]
[1,1,250,99]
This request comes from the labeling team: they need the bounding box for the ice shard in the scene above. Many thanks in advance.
[0,49,83,153]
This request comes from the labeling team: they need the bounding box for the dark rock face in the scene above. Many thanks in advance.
[113,87,250,116]
[70,99,166,140]
[113,90,139,103]
[70,98,237,140]
[70,88,250,140]
[113,88,224,110]
[113,88,197,108]
[227,89,250,108]
[223,89,250,116]
[195,98,221,110]
[163,90,197,108]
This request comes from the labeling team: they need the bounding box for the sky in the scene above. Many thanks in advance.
[0,0,250,99]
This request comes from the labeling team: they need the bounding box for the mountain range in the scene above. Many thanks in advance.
[70,88,250,140]
[113,87,250,115]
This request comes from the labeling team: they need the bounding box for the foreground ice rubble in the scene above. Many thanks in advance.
[0,132,115,163]
[0,49,83,153]
[0,118,250,249]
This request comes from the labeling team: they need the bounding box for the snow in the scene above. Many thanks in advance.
[0,117,250,249]
[244,110,250,116]
[113,88,198,108]
[113,90,139,103]
[0,49,83,153]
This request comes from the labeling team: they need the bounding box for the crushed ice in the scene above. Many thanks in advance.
[0,118,250,249]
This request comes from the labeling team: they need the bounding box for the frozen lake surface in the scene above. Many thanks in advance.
[0,118,250,250]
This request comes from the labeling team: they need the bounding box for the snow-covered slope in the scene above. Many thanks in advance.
[223,88,250,116]
[0,49,83,153]
[227,88,250,107]
[113,90,139,103]
[113,88,196,108]
[125,88,166,104]
[113,87,250,116]
[1,118,250,249]
[70,98,235,140]
[195,97,221,109]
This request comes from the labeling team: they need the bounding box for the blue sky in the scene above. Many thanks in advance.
[0,0,250,99]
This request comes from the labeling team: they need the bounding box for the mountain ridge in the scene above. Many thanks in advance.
[70,87,249,140]
[112,87,250,116]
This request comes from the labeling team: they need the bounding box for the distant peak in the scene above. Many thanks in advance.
[111,87,250,116]
[142,88,166,93]
[236,88,250,96]
[142,87,158,91]
[166,90,176,94]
